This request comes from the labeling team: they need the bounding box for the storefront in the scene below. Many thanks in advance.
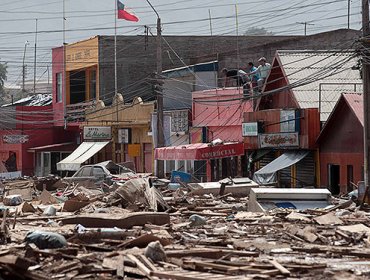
[56,126,112,174]
[155,142,245,182]
[27,142,76,176]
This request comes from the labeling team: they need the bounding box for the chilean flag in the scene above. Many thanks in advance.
[117,0,139,22]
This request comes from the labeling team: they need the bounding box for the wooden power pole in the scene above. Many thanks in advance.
[146,0,164,178]
[156,16,165,178]
[362,0,370,201]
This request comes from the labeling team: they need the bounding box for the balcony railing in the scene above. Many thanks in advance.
[65,101,95,123]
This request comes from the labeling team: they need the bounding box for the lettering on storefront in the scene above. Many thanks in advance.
[259,132,299,148]
[3,135,29,144]
[66,49,91,62]
[200,148,237,159]
[83,126,111,140]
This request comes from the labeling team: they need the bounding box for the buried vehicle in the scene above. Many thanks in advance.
[64,161,137,185]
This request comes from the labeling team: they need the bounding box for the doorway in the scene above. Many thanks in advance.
[328,164,340,195]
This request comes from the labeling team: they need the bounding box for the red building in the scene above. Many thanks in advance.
[317,93,364,195]
[0,104,76,177]
[243,50,361,188]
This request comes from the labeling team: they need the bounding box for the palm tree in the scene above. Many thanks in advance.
[0,62,7,94]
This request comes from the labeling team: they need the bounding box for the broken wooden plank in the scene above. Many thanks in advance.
[0,255,33,270]
[150,270,250,280]
[127,254,152,277]
[269,259,290,276]
[58,212,170,228]
[165,248,258,259]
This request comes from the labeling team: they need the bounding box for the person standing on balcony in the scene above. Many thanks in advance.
[246,62,259,93]
[248,57,271,92]
[221,68,247,88]
[221,68,251,98]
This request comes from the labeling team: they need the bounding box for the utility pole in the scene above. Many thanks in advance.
[33,19,38,95]
[362,0,370,201]
[63,0,67,129]
[22,41,29,92]
[348,0,351,29]
[146,0,164,178]
[297,22,314,36]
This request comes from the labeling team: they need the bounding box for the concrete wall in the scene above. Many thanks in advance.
[97,33,303,104]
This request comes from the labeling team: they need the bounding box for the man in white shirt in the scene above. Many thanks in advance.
[248,57,271,92]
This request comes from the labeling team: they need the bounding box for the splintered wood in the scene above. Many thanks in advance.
[0,175,370,279]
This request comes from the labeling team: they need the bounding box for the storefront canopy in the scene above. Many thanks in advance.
[57,141,109,171]
[155,142,244,161]
[253,151,308,185]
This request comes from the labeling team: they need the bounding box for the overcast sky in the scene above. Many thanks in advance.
[0,0,362,86]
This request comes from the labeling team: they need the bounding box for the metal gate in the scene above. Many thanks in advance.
[296,151,316,187]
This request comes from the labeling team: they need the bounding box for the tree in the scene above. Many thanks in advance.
[244,27,274,36]
[0,62,7,94]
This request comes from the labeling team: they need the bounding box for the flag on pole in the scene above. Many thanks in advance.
[117,0,139,22]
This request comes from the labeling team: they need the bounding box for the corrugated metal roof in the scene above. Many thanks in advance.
[277,50,362,122]
[343,93,363,126]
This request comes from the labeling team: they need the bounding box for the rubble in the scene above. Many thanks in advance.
[0,175,370,279]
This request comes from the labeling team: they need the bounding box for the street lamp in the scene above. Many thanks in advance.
[145,0,164,177]
[22,41,30,92]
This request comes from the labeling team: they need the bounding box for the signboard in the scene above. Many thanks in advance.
[118,128,131,144]
[242,122,259,136]
[259,132,299,148]
[200,146,243,160]
[83,126,111,140]
[128,144,141,157]
[171,110,189,133]
[3,135,29,144]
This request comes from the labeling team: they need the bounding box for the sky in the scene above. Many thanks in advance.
[0,0,362,87]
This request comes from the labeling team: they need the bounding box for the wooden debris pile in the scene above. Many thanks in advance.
[0,177,370,279]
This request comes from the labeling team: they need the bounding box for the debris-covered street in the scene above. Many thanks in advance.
[2,1,370,279]
[0,175,369,279]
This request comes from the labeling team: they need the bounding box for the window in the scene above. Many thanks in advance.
[77,167,92,177]
[56,73,62,103]
[93,167,105,177]
[90,70,97,99]
[280,110,296,132]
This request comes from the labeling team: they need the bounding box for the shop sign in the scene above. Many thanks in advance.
[83,126,111,140]
[259,132,299,148]
[128,144,141,157]
[3,135,29,144]
[199,144,244,160]
[200,148,237,159]
[242,122,259,136]
[118,128,131,144]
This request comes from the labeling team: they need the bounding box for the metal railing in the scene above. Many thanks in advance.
[65,101,95,123]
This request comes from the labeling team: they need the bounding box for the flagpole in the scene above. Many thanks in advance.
[235,3,239,71]
[114,0,118,123]
[209,9,217,90]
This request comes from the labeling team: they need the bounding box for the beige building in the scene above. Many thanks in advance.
[83,95,155,173]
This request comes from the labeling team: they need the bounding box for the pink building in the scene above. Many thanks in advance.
[155,88,253,181]
[192,88,252,143]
